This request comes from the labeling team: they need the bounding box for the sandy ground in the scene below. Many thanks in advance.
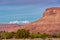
[1,38,60,40]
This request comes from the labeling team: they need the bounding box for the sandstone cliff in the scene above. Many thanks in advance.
[0,24,21,32]
[20,7,60,34]
[0,7,60,34]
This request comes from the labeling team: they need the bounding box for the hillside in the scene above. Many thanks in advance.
[0,7,60,34]
[0,24,21,32]
[20,7,60,34]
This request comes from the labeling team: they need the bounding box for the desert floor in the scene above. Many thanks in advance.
[1,38,60,40]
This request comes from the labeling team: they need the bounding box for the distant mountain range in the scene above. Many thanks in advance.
[0,7,60,34]
[0,24,21,32]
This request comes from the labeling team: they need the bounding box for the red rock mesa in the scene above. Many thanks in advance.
[0,7,60,34]
[20,7,60,34]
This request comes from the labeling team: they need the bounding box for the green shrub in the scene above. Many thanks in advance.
[15,29,30,38]
[1,32,14,39]
[40,33,49,38]
[57,34,60,38]
[51,34,58,38]
[30,33,41,38]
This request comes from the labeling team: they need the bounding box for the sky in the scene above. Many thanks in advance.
[0,0,60,24]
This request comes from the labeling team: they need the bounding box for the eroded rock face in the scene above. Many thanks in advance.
[21,7,60,34]
[0,7,60,34]
[0,24,21,32]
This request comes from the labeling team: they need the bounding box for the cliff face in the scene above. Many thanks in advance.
[0,7,60,34]
[21,7,60,34]
[0,24,21,32]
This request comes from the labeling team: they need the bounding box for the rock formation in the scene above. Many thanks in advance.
[20,7,60,34]
[0,7,60,34]
[0,24,21,32]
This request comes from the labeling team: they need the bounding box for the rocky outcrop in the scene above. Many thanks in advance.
[20,7,60,34]
[0,7,60,34]
[0,24,21,32]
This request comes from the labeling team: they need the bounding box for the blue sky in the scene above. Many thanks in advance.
[0,0,60,24]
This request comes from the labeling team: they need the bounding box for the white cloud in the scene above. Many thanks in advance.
[9,21,19,24]
[20,20,30,24]
[9,20,30,24]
